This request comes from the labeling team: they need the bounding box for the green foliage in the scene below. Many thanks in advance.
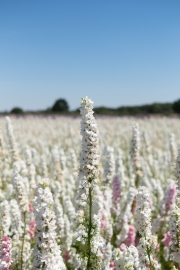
[5,99,180,115]
[51,98,69,113]
[173,99,180,113]
[94,103,174,115]
[10,107,23,114]
[94,106,117,115]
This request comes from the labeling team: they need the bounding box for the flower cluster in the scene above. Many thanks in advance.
[0,236,12,270]
[33,178,65,270]
[130,123,141,171]
[79,96,99,181]
[5,116,19,162]
[0,99,180,269]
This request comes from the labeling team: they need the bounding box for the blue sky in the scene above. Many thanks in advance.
[0,1,180,111]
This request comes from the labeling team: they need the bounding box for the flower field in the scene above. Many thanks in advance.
[0,97,180,269]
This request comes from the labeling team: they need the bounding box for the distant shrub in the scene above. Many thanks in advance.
[10,107,23,114]
[173,99,180,114]
[51,99,69,113]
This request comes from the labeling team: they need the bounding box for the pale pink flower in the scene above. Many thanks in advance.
[120,243,126,251]
[63,250,70,263]
[101,247,105,254]
[112,176,121,205]
[29,220,36,238]
[162,231,172,247]
[110,260,116,269]
[101,218,106,230]
[0,236,12,270]
[125,225,135,246]
[165,184,176,213]
[29,201,33,213]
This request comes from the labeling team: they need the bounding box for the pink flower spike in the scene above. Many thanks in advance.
[63,250,70,263]
[162,231,172,247]
[165,185,176,213]
[125,225,135,246]
[101,217,106,230]
[101,247,105,254]
[0,236,12,270]
[120,243,127,251]
[29,221,36,238]
[110,260,116,269]
[29,201,33,213]
[112,176,121,205]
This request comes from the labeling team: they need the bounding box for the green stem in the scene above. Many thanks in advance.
[146,241,154,270]
[87,186,92,269]
[20,212,26,270]
[143,233,155,270]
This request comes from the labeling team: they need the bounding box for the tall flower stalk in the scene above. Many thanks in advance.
[136,186,159,270]
[6,116,19,163]
[12,162,29,270]
[33,178,65,270]
[170,149,180,266]
[169,134,177,163]
[130,123,142,186]
[77,96,101,269]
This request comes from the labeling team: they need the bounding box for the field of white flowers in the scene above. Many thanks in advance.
[0,96,180,270]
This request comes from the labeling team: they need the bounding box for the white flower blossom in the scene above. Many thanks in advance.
[12,162,29,213]
[79,96,99,181]
[6,116,19,162]
[136,186,151,237]
[113,246,139,270]
[130,123,141,172]
[33,178,66,270]
[103,146,115,186]
[0,200,11,236]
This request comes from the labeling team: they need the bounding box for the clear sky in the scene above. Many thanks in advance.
[0,1,180,111]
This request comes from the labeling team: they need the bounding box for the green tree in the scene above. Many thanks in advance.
[173,99,180,113]
[51,99,69,112]
[11,107,23,114]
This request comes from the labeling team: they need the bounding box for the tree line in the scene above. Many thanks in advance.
[4,98,180,115]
